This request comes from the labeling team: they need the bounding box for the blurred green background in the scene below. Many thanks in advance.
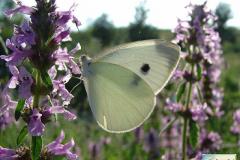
[0,1,240,160]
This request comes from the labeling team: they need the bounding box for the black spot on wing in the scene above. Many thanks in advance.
[140,63,150,75]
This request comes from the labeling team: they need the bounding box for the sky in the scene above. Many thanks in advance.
[20,0,240,30]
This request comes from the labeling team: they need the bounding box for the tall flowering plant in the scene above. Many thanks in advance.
[165,2,224,159]
[0,0,81,159]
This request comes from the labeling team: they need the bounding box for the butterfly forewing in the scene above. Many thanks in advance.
[94,40,180,94]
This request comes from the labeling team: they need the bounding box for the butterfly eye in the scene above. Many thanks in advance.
[80,55,86,61]
[140,64,150,74]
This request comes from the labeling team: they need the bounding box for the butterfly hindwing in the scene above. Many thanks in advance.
[83,62,155,133]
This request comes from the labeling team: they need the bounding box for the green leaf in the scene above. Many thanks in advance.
[189,120,199,149]
[15,99,25,121]
[53,156,67,160]
[197,64,202,80]
[196,84,203,103]
[17,125,28,146]
[40,70,53,91]
[31,136,42,160]
[176,82,186,102]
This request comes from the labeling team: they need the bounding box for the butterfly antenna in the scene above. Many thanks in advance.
[159,116,178,136]
[76,25,80,32]
[70,80,82,94]
[72,75,82,80]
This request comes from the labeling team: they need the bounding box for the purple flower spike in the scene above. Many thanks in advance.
[28,109,45,136]
[0,146,18,160]
[18,67,33,99]
[4,5,34,17]
[46,131,78,160]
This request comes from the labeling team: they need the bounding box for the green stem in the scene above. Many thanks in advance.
[33,70,41,108]
[182,117,188,160]
[0,36,8,55]
[182,64,194,160]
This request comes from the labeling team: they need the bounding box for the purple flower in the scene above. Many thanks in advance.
[13,21,36,46]
[56,4,81,27]
[165,98,182,112]
[160,117,181,150]
[0,146,18,160]
[48,106,76,120]
[143,128,159,152]
[46,131,78,160]
[0,91,17,117]
[52,81,74,106]
[134,127,144,143]
[0,112,13,130]
[28,109,45,136]
[53,30,70,44]
[172,19,190,44]
[4,5,34,17]
[100,137,111,146]
[18,67,33,99]
[50,70,74,105]
[231,109,240,134]
[50,4,81,45]
[88,141,100,160]
[8,65,19,89]
[190,103,208,122]
[233,110,240,123]
[53,43,81,74]
[200,130,222,152]
[0,39,33,66]
[72,16,81,26]
[172,70,184,80]
[0,20,35,66]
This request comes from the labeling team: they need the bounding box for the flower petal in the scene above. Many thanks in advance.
[28,109,45,136]
[4,5,34,17]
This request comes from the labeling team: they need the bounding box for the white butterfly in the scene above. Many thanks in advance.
[80,40,180,133]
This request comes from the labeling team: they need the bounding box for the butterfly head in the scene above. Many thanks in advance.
[80,55,92,77]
